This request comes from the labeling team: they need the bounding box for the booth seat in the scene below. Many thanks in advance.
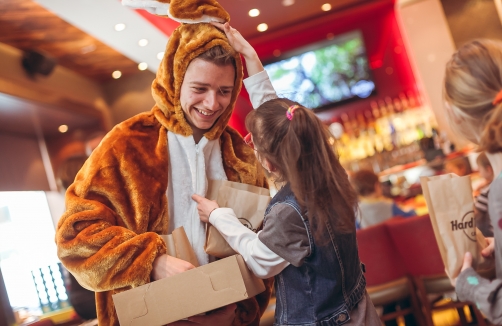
[357,221,424,325]
[378,215,486,326]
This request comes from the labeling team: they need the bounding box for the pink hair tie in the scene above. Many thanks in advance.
[286,105,300,120]
[493,90,502,106]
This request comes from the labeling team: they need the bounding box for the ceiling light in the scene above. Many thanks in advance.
[282,0,295,6]
[157,52,165,60]
[114,23,126,31]
[249,9,260,17]
[321,3,332,11]
[58,125,68,133]
[112,70,122,79]
[138,62,148,71]
[138,39,149,47]
[257,23,268,32]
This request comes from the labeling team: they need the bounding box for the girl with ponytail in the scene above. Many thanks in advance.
[444,39,502,324]
[193,23,380,325]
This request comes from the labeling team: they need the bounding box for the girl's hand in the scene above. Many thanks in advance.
[450,252,472,287]
[211,22,256,59]
[481,237,495,258]
[192,194,219,223]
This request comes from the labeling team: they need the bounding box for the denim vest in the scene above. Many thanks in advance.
[265,184,366,326]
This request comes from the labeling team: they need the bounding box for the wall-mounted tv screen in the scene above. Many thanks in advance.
[263,30,375,111]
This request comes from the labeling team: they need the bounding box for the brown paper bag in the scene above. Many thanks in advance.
[205,180,271,258]
[420,174,493,278]
[206,179,270,199]
[160,226,199,267]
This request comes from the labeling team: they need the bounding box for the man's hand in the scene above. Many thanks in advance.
[192,194,219,223]
[166,304,236,326]
[481,237,495,258]
[451,252,473,287]
[151,254,195,280]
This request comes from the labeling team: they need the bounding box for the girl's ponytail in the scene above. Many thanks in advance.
[246,98,358,245]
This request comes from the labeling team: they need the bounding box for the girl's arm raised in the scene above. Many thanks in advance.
[212,22,277,109]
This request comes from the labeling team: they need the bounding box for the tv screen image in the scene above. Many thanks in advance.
[263,30,375,110]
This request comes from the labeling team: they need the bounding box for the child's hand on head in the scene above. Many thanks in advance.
[211,22,255,59]
[192,194,219,223]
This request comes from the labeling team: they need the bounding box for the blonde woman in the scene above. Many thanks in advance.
[445,39,502,324]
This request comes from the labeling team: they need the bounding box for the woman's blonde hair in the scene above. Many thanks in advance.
[443,39,502,152]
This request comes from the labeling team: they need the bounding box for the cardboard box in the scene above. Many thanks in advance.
[112,255,265,325]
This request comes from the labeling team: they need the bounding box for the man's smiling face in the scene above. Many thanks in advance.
[179,58,235,135]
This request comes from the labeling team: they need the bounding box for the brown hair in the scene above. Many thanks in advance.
[351,170,379,196]
[197,45,236,68]
[245,98,358,242]
[443,39,502,152]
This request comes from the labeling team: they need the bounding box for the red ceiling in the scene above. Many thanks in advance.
[134,0,418,136]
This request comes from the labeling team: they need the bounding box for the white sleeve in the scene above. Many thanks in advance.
[242,70,278,109]
[209,207,289,278]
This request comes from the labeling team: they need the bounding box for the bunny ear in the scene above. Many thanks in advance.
[168,0,229,23]
[122,0,229,24]
[122,0,171,17]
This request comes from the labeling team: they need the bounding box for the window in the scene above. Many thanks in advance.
[0,191,67,315]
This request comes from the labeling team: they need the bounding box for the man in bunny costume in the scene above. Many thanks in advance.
[55,0,272,324]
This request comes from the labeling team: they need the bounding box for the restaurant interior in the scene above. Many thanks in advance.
[1,0,501,325]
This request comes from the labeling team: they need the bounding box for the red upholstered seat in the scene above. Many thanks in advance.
[385,215,444,276]
[356,222,407,286]
[385,215,487,326]
[357,222,424,325]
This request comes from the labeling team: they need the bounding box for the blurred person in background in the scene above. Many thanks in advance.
[351,169,416,229]
[474,152,494,237]
[351,169,417,325]
[444,39,502,324]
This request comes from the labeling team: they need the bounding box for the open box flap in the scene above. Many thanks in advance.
[113,255,264,325]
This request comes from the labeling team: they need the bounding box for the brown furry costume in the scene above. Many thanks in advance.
[55,1,272,325]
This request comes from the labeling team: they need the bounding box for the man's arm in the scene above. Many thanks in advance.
[56,115,181,291]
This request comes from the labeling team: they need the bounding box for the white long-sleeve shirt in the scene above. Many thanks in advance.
[209,208,289,278]
[209,203,312,279]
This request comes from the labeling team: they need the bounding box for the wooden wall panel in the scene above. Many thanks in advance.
[0,0,140,82]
